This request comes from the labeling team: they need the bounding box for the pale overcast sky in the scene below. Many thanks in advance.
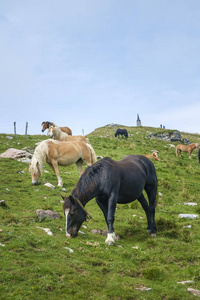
[1,0,200,135]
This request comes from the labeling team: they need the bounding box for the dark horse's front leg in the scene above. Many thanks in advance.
[96,193,118,245]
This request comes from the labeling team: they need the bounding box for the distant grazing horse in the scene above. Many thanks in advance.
[63,155,157,245]
[49,126,89,144]
[115,128,128,139]
[145,151,160,161]
[41,121,72,135]
[176,143,199,159]
[29,139,97,187]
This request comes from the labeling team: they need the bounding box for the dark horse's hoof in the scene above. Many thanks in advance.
[150,233,156,237]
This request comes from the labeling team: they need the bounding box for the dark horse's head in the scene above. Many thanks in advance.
[62,195,91,238]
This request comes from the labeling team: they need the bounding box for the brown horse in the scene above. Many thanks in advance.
[41,121,72,135]
[176,143,199,159]
[29,139,97,187]
[49,126,89,144]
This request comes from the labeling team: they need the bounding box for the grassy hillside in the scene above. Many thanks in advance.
[0,125,200,299]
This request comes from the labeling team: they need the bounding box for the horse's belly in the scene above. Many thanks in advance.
[117,183,144,204]
[57,157,78,166]
[117,190,141,204]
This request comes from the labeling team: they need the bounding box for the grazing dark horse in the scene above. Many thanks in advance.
[63,155,157,245]
[41,121,72,135]
[198,149,200,163]
[115,128,128,138]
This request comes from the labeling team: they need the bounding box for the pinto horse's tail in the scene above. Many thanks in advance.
[86,143,97,165]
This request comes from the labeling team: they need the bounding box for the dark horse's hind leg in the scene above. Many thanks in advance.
[145,184,157,234]
[138,192,156,235]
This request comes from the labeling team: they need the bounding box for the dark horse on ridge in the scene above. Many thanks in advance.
[115,128,128,138]
[63,155,157,245]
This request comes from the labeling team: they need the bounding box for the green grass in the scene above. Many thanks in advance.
[0,126,200,299]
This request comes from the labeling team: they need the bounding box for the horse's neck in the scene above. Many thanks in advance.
[72,184,97,206]
[54,128,61,139]
[32,153,43,173]
[33,142,48,166]
[59,130,64,139]
[60,130,67,139]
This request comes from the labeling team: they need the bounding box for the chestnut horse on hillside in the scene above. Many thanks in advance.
[29,139,96,187]
[176,143,199,159]
[49,126,89,144]
[41,121,72,135]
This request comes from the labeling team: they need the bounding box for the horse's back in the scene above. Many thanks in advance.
[119,155,156,180]
[96,155,156,202]
[60,127,72,135]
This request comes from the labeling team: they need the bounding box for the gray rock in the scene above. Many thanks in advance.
[35,209,61,222]
[178,214,199,219]
[0,148,31,159]
[187,288,200,296]
[44,182,55,189]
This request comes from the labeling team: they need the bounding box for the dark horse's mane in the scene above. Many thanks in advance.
[72,157,114,201]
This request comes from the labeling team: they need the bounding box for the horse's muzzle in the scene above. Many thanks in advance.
[66,232,78,238]
[32,179,38,185]
[41,130,44,132]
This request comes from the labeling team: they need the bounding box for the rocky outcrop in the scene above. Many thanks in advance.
[147,130,190,143]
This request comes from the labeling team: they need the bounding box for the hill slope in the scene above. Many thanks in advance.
[0,126,200,299]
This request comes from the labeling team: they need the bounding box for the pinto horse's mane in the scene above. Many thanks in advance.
[41,121,55,127]
[52,126,68,138]
[30,139,59,174]
[72,157,114,200]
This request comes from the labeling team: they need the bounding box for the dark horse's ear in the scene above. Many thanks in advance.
[69,195,76,204]
[69,195,77,214]
[69,195,75,203]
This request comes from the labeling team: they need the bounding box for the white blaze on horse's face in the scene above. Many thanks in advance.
[65,208,71,237]
[153,152,158,158]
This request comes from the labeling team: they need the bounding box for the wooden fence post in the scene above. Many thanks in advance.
[14,122,17,137]
[25,122,28,138]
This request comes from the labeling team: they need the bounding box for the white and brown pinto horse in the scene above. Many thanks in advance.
[145,151,160,161]
[49,126,89,144]
[176,143,199,159]
[41,121,72,135]
[29,139,97,187]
